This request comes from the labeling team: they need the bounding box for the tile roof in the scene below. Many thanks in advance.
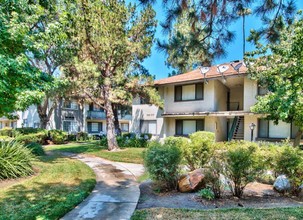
[155,61,247,85]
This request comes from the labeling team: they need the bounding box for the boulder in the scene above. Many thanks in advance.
[178,169,205,193]
[273,175,291,193]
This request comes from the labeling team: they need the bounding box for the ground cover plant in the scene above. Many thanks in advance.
[0,155,95,220]
[0,141,34,179]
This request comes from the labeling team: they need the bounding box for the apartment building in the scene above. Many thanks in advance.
[13,100,132,134]
[131,61,302,142]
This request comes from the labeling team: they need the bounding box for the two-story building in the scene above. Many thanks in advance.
[131,61,302,142]
[15,100,132,135]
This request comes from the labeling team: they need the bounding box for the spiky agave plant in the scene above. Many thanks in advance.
[0,140,35,179]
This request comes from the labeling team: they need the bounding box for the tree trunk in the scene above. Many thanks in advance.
[293,128,303,147]
[37,98,56,129]
[104,86,119,151]
[112,104,121,136]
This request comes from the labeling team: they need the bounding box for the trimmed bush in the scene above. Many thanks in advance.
[26,142,45,156]
[0,141,34,179]
[49,129,68,144]
[15,132,48,145]
[14,127,45,135]
[164,136,189,149]
[76,132,89,141]
[67,134,77,141]
[275,146,303,196]
[144,141,182,190]
[185,131,215,170]
[140,133,152,140]
[205,155,224,198]
[222,141,264,198]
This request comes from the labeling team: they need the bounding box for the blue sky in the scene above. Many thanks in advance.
[141,1,303,79]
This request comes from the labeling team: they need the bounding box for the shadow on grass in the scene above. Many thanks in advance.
[0,177,95,220]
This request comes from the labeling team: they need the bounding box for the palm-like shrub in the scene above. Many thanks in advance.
[0,141,35,179]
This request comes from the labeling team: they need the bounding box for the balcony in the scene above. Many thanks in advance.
[87,111,106,120]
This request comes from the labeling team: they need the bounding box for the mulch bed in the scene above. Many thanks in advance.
[137,180,303,210]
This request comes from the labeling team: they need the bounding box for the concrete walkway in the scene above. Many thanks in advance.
[61,153,144,220]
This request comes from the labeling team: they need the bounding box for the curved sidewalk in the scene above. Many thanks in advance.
[61,153,144,220]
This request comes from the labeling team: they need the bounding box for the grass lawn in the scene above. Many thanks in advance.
[0,155,96,220]
[131,207,303,220]
[45,142,145,164]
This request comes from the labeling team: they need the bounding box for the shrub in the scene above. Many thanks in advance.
[99,136,108,148]
[204,155,224,198]
[144,141,182,190]
[14,127,45,135]
[0,141,34,179]
[25,142,45,156]
[140,133,152,140]
[164,136,189,149]
[16,132,48,145]
[49,129,68,144]
[199,188,215,200]
[0,128,13,137]
[275,146,303,196]
[67,134,77,142]
[76,132,89,141]
[222,141,264,198]
[183,131,215,170]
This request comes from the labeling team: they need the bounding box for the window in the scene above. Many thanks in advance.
[63,100,78,109]
[91,123,99,132]
[140,120,157,135]
[87,122,102,133]
[175,119,204,136]
[121,123,129,132]
[63,121,78,133]
[175,83,204,101]
[33,122,40,128]
[258,119,298,139]
[23,119,28,127]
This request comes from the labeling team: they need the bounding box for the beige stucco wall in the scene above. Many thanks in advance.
[213,80,228,111]
[230,86,244,110]
[243,78,258,111]
[244,115,258,141]
[163,81,215,113]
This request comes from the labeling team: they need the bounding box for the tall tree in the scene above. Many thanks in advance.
[158,2,218,75]
[0,0,48,117]
[237,7,251,58]
[247,13,303,146]
[25,0,74,129]
[64,0,159,151]
[141,0,297,72]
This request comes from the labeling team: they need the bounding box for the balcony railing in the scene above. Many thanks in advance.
[87,111,106,119]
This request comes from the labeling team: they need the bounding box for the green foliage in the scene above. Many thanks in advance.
[16,132,48,145]
[102,135,148,148]
[49,130,68,144]
[182,131,215,170]
[275,146,303,196]
[0,128,13,137]
[222,141,265,198]
[76,132,89,141]
[64,0,160,150]
[204,156,224,199]
[14,128,45,135]
[25,142,45,156]
[0,136,14,142]
[247,14,303,146]
[0,141,34,179]
[198,188,215,200]
[144,141,182,190]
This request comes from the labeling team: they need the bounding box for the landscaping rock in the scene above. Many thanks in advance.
[178,169,205,193]
[273,175,291,193]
